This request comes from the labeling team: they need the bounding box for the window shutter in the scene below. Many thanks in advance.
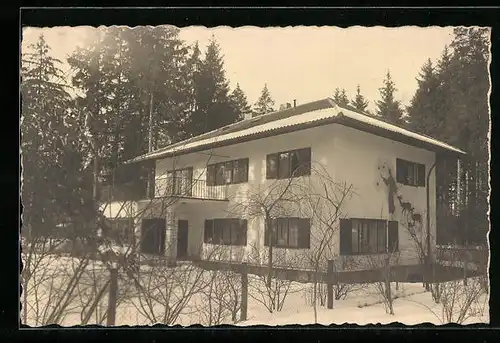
[417,163,426,187]
[339,219,352,255]
[300,148,312,176]
[242,158,249,182]
[204,219,213,243]
[388,220,399,253]
[298,218,311,249]
[264,219,270,246]
[207,165,215,186]
[266,154,278,179]
[396,159,405,184]
[240,219,248,245]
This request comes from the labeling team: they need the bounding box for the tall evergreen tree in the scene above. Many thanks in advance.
[351,85,369,112]
[333,87,349,107]
[376,71,404,124]
[22,34,94,237]
[253,84,275,116]
[186,36,240,136]
[68,26,194,191]
[407,59,444,136]
[230,83,252,120]
[407,28,491,245]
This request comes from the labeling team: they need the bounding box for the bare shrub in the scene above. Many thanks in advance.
[304,256,364,307]
[21,234,115,326]
[194,244,244,325]
[245,244,302,313]
[364,252,400,315]
[123,254,208,325]
[439,277,487,324]
[195,269,243,325]
[428,246,489,324]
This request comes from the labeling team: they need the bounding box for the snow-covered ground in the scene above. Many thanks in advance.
[21,253,489,327]
[238,282,489,326]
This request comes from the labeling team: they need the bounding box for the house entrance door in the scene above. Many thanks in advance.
[177,220,189,259]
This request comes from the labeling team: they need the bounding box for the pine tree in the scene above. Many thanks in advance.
[230,83,252,120]
[376,71,404,125]
[407,59,444,136]
[254,84,275,116]
[22,34,94,237]
[351,85,369,112]
[186,36,240,135]
[407,28,491,245]
[333,87,349,107]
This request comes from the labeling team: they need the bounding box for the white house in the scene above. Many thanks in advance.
[101,98,465,270]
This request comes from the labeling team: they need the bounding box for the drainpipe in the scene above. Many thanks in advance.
[425,161,437,290]
[426,162,436,266]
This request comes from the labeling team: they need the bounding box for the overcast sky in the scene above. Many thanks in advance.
[22,25,455,112]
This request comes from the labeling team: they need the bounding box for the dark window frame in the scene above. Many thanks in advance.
[339,218,399,255]
[207,158,249,186]
[107,218,135,245]
[140,218,166,256]
[264,217,311,249]
[204,218,248,246]
[162,166,194,197]
[266,147,311,180]
[396,158,426,187]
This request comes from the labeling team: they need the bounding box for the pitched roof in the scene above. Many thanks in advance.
[126,98,465,163]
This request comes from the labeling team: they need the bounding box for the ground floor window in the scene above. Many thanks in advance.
[204,218,247,246]
[340,218,398,255]
[264,217,310,249]
[140,218,166,255]
[105,218,135,245]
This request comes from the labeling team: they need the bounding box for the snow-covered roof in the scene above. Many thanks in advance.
[126,98,465,163]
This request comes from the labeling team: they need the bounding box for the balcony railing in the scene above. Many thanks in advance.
[155,177,228,201]
[99,177,228,203]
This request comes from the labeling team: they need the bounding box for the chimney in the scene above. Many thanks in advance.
[293,99,297,108]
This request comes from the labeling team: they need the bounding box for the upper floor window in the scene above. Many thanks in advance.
[264,217,311,249]
[204,218,248,246]
[266,147,311,180]
[162,167,193,197]
[396,158,426,187]
[207,158,249,186]
[339,218,399,255]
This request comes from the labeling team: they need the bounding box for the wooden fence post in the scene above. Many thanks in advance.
[106,267,118,326]
[463,260,468,287]
[240,262,248,322]
[327,260,334,309]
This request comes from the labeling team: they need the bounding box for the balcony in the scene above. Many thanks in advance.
[155,177,228,202]
[99,177,228,205]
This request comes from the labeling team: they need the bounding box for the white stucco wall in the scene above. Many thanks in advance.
[332,125,436,266]
[99,201,138,219]
[141,122,437,268]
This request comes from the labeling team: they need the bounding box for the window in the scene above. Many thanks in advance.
[204,218,247,246]
[140,218,166,255]
[264,218,310,249]
[107,218,134,245]
[339,219,398,255]
[396,158,426,187]
[207,158,249,186]
[163,167,193,196]
[266,148,311,180]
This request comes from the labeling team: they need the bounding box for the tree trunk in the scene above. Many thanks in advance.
[266,218,273,288]
[92,142,100,202]
[313,282,318,323]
